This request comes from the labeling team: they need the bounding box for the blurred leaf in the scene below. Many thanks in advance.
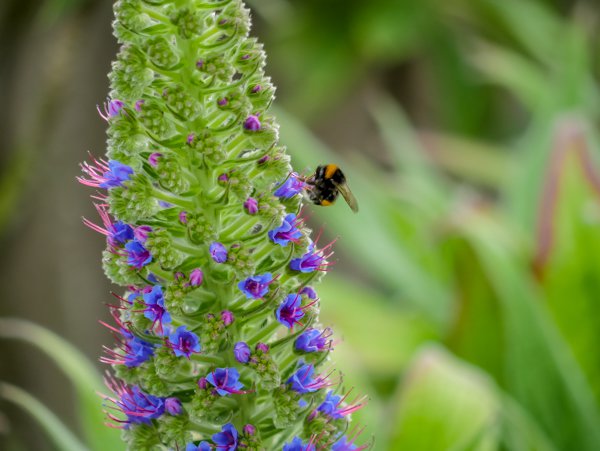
[389,345,500,451]
[319,275,439,375]
[473,0,562,66]
[353,0,430,61]
[370,94,512,188]
[498,394,558,451]
[533,123,600,402]
[444,236,505,382]
[456,207,600,450]
[469,42,549,112]
[0,382,88,451]
[0,319,124,451]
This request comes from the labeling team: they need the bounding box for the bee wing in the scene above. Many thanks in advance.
[333,181,359,213]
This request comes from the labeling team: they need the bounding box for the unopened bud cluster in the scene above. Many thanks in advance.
[80,0,366,449]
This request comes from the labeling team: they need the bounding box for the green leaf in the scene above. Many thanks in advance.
[319,275,439,375]
[456,208,600,450]
[0,319,124,451]
[389,345,500,451]
[0,382,88,451]
[534,125,600,402]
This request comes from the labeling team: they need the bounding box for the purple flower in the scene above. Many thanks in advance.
[179,211,188,224]
[256,342,269,353]
[238,273,273,299]
[205,368,244,396]
[221,310,234,326]
[185,442,211,451]
[268,213,302,246]
[276,294,305,329]
[142,285,171,328]
[244,197,258,215]
[106,380,165,427]
[217,97,228,106]
[212,423,238,451]
[332,436,361,450]
[210,242,228,263]
[99,160,133,189]
[148,152,162,166]
[234,341,251,363]
[283,437,316,451]
[300,286,318,299]
[290,242,334,273]
[188,268,203,286]
[124,335,156,367]
[243,424,256,436]
[274,174,306,198]
[78,156,132,190]
[168,326,201,358]
[100,322,156,368]
[251,84,261,94]
[243,114,261,131]
[295,328,332,353]
[317,391,344,419]
[135,99,144,111]
[109,221,134,245]
[97,99,124,121]
[164,397,183,415]
[83,203,129,250]
[124,239,152,269]
[287,364,328,394]
[133,225,152,243]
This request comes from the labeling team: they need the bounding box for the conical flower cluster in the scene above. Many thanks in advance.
[80,0,366,449]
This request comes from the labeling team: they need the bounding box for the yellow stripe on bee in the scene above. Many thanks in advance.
[321,199,333,206]
[324,164,338,179]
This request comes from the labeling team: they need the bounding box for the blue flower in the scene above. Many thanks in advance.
[206,367,244,396]
[268,213,302,246]
[124,335,156,367]
[276,294,305,329]
[164,397,183,415]
[295,328,332,353]
[317,391,344,419]
[332,436,360,450]
[283,436,316,451]
[210,242,228,263]
[142,285,171,327]
[109,221,134,245]
[234,341,251,363]
[300,286,318,299]
[287,363,327,394]
[238,273,272,299]
[124,239,152,269]
[168,326,201,358]
[185,442,211,451]
[109,382,165,426]
[290,242,333,273]
[274,174,306,198]
[99,160,133,189]
[212,423,238,450]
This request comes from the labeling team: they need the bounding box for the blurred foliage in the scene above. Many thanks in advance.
[2,0,600,450]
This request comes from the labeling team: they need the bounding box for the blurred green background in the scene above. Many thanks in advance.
[1,0,600,449]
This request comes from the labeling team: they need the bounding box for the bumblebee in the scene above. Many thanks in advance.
[304,164,359,213]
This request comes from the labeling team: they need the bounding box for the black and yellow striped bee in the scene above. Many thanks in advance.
[304,164,359,213]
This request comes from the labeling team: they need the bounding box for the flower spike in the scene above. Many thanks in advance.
[82,0,367,448]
